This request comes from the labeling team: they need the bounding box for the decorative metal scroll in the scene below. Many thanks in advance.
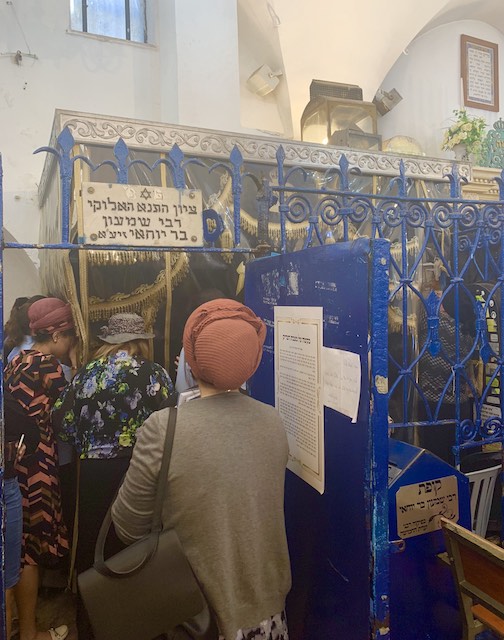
[37,109,469,201]
[480,118,504,168]
[37,127,504,464]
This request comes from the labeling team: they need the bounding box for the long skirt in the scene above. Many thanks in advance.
[17,439,69,567]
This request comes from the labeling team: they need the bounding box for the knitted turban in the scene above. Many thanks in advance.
[28,298,74,334]
[183,299,266,390]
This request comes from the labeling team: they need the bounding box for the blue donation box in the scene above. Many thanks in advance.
[388,439,471,640]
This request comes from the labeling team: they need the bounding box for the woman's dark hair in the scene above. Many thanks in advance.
[4,295,46,353]
[33,328,76,344]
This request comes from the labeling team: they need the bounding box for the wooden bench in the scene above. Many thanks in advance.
[441,517,504,639]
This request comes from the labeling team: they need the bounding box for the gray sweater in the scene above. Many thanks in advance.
[112,392,291,639]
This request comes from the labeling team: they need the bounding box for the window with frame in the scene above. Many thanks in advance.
[70,0,147,43]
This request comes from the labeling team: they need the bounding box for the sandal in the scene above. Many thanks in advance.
[48,626,69,640]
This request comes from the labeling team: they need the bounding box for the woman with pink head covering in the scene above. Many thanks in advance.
[5,297,77,640]
[113,299,291,640]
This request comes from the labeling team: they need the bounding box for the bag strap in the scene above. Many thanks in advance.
[67,456,81,592]
[92,408,177,578]
[151,407,177,533]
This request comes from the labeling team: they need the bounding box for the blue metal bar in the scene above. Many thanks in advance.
[494,171,504,527]
[168,144,185,189]
[500,193,504,542]
[55,128,75,245]
[271,183,504,207]
[369,238,391,640]
[0,152,5,640]
[230,146,243,247]
[397,165,411,426]
[3,242,254,253]
[276,146,288,253]
[452,210,462,467]
[114,138,129,184]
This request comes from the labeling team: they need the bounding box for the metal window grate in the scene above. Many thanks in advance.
[309,80,363,101]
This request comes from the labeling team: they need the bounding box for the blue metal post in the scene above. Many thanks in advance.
[499,172,504,543]
[339,154,350,242]
[0,152,6,640]
[276,146,288,253]
[230,146,243,247]
[397,163,411,427]
[56,128,75,245]
[114,138,130,184]
[369,238,391,639]
[450,167,463,467]
[167,143,185,189]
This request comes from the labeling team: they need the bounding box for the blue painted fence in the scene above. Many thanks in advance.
[0,126,503,639]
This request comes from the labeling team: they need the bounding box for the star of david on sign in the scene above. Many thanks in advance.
[140,188,152,200]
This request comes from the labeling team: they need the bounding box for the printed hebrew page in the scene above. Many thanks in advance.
[274,306,324,494]
[322,347,361,423]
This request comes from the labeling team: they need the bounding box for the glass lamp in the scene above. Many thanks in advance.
[301,95,380,150]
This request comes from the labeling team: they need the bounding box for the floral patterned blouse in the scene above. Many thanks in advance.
[52,350,173,459]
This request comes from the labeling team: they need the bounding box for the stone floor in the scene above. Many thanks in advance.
[11,587,77,640]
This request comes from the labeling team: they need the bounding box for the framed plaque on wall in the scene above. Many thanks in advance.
[461,34,499,112]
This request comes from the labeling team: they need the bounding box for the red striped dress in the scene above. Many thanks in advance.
[5,350,69,566]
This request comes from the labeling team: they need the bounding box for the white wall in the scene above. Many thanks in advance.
[174,0,242,132]
[237,0,292,137]
[3,242,41,317]
[0,1,158,246]
[378,20,504,158]
[0,0,244,255]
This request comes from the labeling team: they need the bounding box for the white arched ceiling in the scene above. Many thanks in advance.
[417,0,504,37]
[271,0,451,138]
[239,0,504,139]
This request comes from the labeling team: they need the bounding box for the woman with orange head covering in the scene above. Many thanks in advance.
[113,299,291,640]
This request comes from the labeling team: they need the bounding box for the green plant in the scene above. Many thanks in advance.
[441,108,487,153]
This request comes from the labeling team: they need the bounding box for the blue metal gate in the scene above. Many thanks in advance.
[0,127,503,638]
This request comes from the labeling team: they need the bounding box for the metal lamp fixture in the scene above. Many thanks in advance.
[301,80,380,150]
[246,64,283,97]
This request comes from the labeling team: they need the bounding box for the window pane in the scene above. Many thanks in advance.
[86,0,126,40]
[69,0,83,31]
[129,0,147,43]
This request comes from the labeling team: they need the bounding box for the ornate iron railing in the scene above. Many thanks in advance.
[1,125,503,639]
[29,126,504,465]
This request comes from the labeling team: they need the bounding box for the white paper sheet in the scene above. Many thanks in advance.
[322,347,361,423]
[274,306,324,494]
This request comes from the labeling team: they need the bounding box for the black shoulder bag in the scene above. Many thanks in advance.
[78,408,219,640]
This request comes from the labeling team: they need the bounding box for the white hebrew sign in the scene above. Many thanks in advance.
[467,44,494,105]
[81,182,203,247]
[396,475,459,539]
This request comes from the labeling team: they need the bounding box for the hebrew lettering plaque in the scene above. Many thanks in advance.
[81,182,203,247]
